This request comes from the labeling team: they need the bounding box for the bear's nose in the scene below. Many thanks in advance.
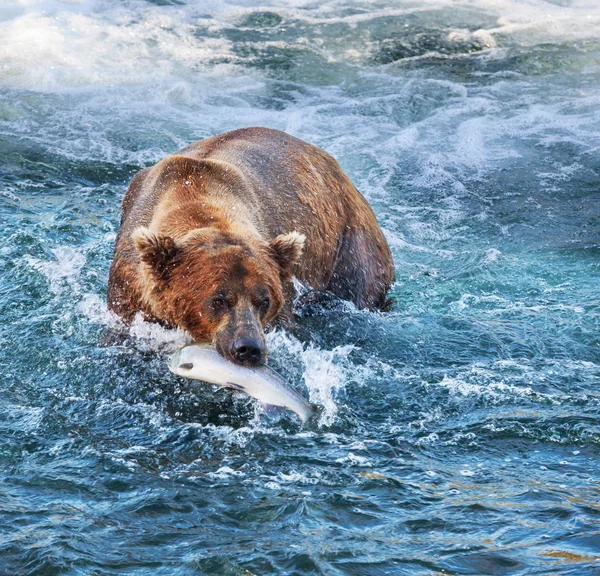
[230,337,264,366]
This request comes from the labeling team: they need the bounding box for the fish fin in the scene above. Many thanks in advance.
[179,363,194,370]
[226,381,245,391]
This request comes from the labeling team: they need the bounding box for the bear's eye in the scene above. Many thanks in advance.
[258,297,270,311]
[212,297,229,312]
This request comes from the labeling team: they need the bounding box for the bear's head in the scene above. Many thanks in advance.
[132,226,305,366]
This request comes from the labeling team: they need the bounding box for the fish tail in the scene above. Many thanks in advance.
[300,403,323,425]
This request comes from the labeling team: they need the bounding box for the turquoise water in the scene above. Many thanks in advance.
[1,0,600,574]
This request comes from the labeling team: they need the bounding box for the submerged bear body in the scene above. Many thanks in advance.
[108,127,395,364]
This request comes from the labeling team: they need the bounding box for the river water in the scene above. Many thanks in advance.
[1,0,600,574]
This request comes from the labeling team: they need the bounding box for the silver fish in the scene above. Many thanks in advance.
[168,344,318,423]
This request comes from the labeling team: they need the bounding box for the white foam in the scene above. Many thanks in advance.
[483,248,502,263]
[77,293,191,353]
[207,466,246,480]
[335,452,373,467]
[26,246,86,295]
[454,293,509,311]
[434,374,560,405]
[453,293,586,315]
[277,470,320,484]
[0,1,239,91]
[77,293,120,326]
[1,0,596,217]
[127,313,192,353]
[1,0,598,93]
[266,330,354,426]
[415,432,439,446]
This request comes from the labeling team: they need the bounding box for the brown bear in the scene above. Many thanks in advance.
[107,127,395,366]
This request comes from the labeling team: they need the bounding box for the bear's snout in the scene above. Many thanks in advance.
[213,311,267,368]
[230,337,265,366]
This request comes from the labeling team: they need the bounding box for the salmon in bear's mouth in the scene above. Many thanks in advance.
[168,342,318,424]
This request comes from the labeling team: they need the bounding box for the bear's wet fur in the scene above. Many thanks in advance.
[107,127,395,365]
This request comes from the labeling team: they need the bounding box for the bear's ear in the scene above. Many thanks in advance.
[132,227,180,281]
[269,231,305,279]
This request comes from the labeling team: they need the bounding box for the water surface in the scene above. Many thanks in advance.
[1,0,600,574]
